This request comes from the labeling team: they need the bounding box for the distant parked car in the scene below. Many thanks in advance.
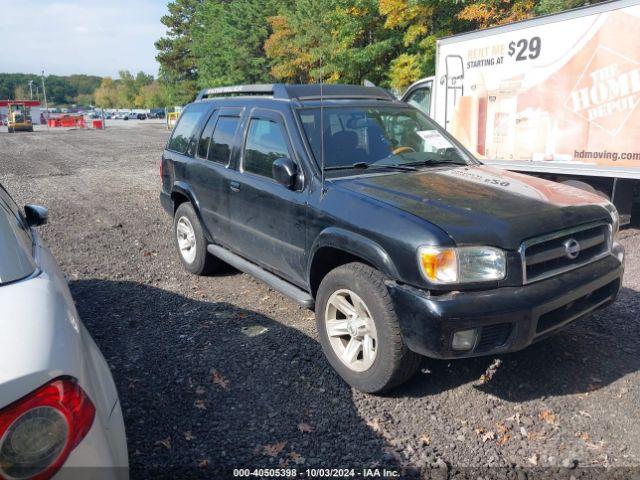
[123,113,133,120]
[0,184,128,478]
[136,113,147,120]
[149,109,165,119]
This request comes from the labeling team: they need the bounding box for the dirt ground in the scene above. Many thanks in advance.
[1,123,639,479]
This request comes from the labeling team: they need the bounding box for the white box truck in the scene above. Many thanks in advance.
[402,0,640,223]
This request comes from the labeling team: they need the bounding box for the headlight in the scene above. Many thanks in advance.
[418,245,506,284]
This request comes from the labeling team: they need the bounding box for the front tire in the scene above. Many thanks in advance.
[315,262,421,393]
[173,202,222,275]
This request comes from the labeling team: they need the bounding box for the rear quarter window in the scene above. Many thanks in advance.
[167,103,211,154]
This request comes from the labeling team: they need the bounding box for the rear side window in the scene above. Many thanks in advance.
[209,117,240,164]
[0,201,36,285]
[197,114,216,159]
[243,119,290,178]
[168,104,209,154]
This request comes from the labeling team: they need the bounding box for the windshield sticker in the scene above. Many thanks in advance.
[416,130,453,150]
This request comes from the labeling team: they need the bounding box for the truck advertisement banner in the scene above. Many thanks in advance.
[434,3,640,170]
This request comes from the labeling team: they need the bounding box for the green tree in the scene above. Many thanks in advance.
[116,70,137,107]
[193,0,279,88]
[155,0,201,104]
[535,0,606,15]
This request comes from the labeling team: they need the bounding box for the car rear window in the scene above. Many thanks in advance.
[0,201,37,285]
[167,103,210,154]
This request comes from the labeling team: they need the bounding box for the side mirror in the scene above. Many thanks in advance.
[272,157,298,189]
[24,204,48,227]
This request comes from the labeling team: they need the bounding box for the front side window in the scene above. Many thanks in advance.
[167,104,209,154]
[298,106,471,172]
[0,201,37,285]
[243,119,290,178]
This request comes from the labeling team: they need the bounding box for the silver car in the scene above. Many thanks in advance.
[0,185,128,479]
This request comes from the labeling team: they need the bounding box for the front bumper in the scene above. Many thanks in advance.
[388,246,624,359]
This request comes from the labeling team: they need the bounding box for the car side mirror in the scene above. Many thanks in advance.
[272,157,298,189]
[24,204,48,227]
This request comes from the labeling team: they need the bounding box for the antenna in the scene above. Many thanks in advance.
[319,53,326,199]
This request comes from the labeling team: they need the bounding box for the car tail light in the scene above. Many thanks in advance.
[0,378,95,480]
[159,159,164,179]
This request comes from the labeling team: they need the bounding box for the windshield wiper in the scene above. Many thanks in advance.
[324,162,417,172]
[402,159,467,167]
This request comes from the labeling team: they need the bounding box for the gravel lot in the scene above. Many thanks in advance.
[1,123,639,479]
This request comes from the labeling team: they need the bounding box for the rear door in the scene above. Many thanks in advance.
[226,108,308,286]
[188,107,243,246]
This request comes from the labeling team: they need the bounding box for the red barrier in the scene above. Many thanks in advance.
[48,115,87,128]
[91,119,103,129]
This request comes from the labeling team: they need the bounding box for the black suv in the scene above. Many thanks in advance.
[161,84,624,393]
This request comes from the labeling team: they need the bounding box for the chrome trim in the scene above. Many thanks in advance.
[520,221,612,285]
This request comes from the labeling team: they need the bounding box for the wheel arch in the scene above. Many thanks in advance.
[171,182,213,242]
[308,228,399,298]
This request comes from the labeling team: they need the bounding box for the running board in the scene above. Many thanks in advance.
[207,244,315,309]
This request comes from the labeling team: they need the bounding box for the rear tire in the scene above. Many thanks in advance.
[315,262,421,394]
[173,202,223,275]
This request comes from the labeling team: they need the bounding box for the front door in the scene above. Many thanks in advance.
[227,109,307,287]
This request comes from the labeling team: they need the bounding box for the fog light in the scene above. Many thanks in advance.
[452,329,478,351]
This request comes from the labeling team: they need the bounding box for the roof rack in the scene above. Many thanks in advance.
[195,84,396,102]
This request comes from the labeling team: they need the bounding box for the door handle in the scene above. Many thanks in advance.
[229,181,241,192]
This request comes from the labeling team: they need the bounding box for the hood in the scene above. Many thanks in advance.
[333,165,611,249]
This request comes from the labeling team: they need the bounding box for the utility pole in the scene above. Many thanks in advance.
[41,70,50,129]
[28,80,34,100]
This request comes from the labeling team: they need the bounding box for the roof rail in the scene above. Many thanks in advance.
[195,84,282,101]
[195,84,396,102]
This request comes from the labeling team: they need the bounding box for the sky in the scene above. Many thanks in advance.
[0,0,168,78]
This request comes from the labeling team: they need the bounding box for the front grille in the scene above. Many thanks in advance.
[520,222,611,284]
[475,323,512,352]
[536,279,619,334]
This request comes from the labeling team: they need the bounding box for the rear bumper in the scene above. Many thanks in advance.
[388,245,624,359]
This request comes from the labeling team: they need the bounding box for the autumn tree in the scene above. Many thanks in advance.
[457,0,536,28]
[94,77,119,108]
[379,0,469,90]
[265,0,399,86]
[265,0,338,83]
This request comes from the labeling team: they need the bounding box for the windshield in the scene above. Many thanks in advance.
[298,105,473,171]
[0,200,37,285]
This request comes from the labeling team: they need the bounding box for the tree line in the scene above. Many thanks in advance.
[92,71,169,109]
[155,0,605,105]
[0,73,101,105]
[0,71,170,109]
